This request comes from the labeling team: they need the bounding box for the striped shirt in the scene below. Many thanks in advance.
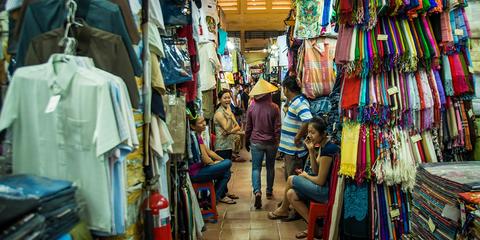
[279,95,313,156]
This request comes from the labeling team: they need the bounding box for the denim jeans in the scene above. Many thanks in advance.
[251,143,277,194]
[191,159,232,201]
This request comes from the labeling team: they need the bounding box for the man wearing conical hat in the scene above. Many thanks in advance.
[245,79,282,209]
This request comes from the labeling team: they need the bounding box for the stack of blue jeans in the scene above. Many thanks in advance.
[0,175,80,240]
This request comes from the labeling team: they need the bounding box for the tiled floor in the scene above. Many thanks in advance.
[200,150,306,240]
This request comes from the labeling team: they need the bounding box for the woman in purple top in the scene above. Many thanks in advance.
[189,112,237,204]
[246,79,282,209]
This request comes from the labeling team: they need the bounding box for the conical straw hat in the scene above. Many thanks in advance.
[249,79,278,97]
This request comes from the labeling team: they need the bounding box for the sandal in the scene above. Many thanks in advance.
[227,193,239,199]
[295,230,308,239]
[267,211,289,220]
[219,196,236,204]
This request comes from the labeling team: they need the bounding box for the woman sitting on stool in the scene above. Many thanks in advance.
[188,108,237,204]
[267,117,339,239]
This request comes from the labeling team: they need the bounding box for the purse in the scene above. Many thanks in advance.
[160,37,193,86]
[162,94,187,154]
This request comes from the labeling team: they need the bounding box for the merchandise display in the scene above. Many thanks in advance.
[412,162,480,239]
[1,0,480,239]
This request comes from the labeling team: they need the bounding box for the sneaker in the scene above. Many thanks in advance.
[254,192,262,209]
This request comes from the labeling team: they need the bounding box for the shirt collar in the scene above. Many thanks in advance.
[46,54,78,95]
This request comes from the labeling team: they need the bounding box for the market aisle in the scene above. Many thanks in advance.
[201,150,306,240]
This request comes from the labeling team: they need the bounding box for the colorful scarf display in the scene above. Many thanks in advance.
[333,0,475,238]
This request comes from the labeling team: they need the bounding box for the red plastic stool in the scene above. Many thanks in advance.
[307,201,328,240]
[192,181,218,222]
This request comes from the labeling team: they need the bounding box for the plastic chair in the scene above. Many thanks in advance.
[307,202,328,240]
[192,181,218,222]
[307,154,341,240]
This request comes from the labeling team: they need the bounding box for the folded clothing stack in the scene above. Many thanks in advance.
[458,192,480,239]
[0,174,80,240]
[411,162,480,240]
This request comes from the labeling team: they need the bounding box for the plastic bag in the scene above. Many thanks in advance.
[160,37,193,86]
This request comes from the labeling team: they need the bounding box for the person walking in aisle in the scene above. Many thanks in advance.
[245,79,281,209]
[278,76,313,179]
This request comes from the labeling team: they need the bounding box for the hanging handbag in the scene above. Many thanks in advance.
[160,0,192,26]
[162,94,187,154]
[160,37,193,86]
[301,38,337,99]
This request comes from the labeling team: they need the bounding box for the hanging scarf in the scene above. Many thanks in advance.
[440,11,454,45]
[342,75,362,110]
[409,20,424,62]
[458,52,474,94]
[442,54,455,96]
[433,70,446,106]
[414,18,431,68]
[335,24,354,65]
[459,101,472,151]
[355,125,367,182]
[454,101,465,147]
[427,69,441,124]
[340,122,361,178]
[449,53,469,96]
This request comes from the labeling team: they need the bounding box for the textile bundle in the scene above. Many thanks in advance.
[411,162,480,239]
[458,192,480,239]
[0,175,79,240]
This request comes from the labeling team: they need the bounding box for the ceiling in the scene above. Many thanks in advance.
[218,0,292,64]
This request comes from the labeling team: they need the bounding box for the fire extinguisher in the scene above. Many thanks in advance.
[148,191,172,240]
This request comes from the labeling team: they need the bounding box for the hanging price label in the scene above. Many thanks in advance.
[390,208,400,218]
[45,95,61,113]
[428,217,436,233]
[468,109,474,118]
[411,134,422,143]
[387,86,399,95]
[455,29,464,36]
[377,34,388,41]
[168,95,176,106]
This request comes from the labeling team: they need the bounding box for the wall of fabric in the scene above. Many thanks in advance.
[333,0,476,236]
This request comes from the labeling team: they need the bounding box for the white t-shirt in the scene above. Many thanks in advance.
[192,0,219,44]
[149,0,165,30]
[198,42,221,91]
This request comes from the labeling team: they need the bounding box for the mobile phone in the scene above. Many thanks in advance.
[295,168,303,175]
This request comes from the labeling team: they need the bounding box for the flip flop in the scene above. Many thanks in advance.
[267,211,289,220]
[295,230,308,239]
[219,196,236,204]
[227,193,239,199]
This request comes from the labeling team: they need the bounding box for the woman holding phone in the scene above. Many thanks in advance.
[267,117,339,239]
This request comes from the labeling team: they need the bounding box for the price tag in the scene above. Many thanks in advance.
[387,87,399,95]
[469,66,474,74]
[411,134,422,143]
[455,29,464,36]
[45,95,61,113]
[468,109,474,118]
[390,208,400,218]
[428,217,436,233]
[377,34,388,41]
[168,95,176,106]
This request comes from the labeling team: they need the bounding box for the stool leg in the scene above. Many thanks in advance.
[307,212,316,240]
[209,183,218,220]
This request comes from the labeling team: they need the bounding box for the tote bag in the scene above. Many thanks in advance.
[301,38,337,99]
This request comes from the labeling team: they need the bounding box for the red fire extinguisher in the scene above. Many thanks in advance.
[146,191,172,240]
